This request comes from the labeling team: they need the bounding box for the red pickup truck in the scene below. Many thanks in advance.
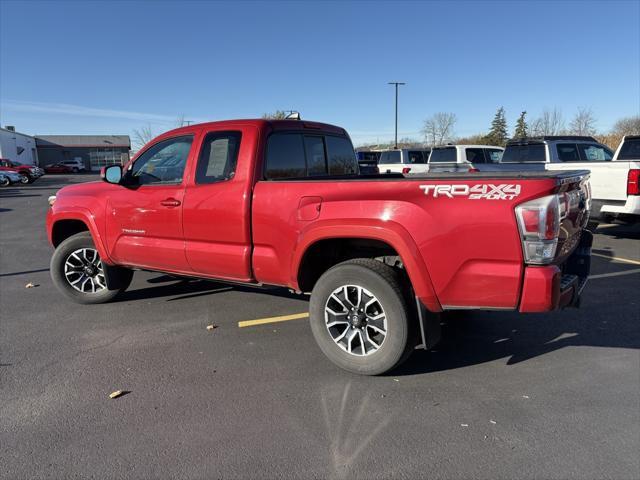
[46,119,592,374]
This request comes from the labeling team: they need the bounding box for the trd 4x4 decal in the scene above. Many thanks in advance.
[419,184,521,200]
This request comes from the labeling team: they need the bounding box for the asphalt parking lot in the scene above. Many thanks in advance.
[1,175,639,479]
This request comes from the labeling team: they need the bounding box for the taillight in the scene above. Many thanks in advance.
[402,167,411,174]
[628,169,640,195]
[468,167,479,173]
[515,194,561,264]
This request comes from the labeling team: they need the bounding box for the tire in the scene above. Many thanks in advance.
[0,177,9,187]
[309,258,416,375]
[50,232,133,304]
[19,174,30,184]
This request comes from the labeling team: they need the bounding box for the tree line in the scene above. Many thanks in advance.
[421,107,639,150]
[359,109,639,151]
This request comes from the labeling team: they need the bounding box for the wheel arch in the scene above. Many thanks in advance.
[292,221,441,312]
[49,209,112,263]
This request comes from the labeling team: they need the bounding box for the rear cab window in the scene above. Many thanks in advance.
[265,132,358,179]
[379,151,402,164]
[617,138,640,160]
[501,144,547,163]
[429,148,457,163]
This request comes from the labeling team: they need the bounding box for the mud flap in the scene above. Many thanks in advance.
[414,297,442,350]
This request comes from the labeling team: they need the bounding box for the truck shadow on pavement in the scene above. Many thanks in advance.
[115,274,302,303]
[395,295,639,376]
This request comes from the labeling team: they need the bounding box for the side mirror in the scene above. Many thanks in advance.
[101,165,122,184]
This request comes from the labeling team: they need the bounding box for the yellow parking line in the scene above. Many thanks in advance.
[592,253,640,265]
[238,312,309,328]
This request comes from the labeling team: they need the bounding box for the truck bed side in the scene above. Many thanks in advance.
[251,172,580,311]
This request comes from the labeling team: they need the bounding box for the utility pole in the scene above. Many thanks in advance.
[388,82,405,148]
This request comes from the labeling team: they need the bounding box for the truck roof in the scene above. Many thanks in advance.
[507,135,597,145]
[162,119,347,137]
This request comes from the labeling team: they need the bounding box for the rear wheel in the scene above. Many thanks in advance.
[0,176,9,187]
[19,174,30,184]
[309,258,416,375]
[51,232,133,304]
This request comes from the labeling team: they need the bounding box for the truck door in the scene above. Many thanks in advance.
[182,127,255,281]
[105,134,194,272]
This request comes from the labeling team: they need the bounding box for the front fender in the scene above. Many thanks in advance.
[47,206,113,264]
[291,218,442,312]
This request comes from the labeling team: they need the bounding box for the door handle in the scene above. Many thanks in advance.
[160,198,181,207]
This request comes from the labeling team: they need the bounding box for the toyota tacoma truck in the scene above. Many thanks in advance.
[46,119,593,375]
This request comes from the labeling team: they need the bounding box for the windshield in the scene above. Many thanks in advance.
[501,144,546,162]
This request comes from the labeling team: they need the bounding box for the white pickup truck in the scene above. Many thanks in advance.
[497,136,640,223]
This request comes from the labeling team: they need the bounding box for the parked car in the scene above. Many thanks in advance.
[356,150,381,174]
[44,163,74,174]
[46,118,592,375]
[58,159,86,173]
[427,145,504,173]
[496,136,638,223]
[0,159,44,183]
[0,170,23,187]
[377,148,431,174]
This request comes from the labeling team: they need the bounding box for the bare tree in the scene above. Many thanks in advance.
[423,112,457,146]
[611,115,640,137]
[262,110,288,120]
[132,124,155,150]
[531,108,565,136]
[569,107,597,136]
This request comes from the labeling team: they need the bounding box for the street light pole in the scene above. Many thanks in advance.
[388,82,405,148]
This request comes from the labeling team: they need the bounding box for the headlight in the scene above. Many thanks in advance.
[30,167,37,173]
[48,195,56,206]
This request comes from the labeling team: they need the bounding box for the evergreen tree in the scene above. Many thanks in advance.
[486,107,508,146]
[514,111,528,138]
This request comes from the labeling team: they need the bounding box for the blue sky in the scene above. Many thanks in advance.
[1,0,638,145]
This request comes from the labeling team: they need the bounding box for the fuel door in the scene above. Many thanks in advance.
[297,196,322,221]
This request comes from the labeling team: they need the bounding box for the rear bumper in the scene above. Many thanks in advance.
[594,196,640,220]
[519,230,592,312]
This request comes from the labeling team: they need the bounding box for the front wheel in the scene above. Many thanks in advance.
[50,232,133,304]
[309,258,416,375]
[0,177,9,187]
[19,174,30,184]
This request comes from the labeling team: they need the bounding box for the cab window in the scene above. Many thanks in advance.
[465,148,485,163]
[407,151,427,164]
[326,136,358,174]
[578,144,613,162]
[128,135,193,185]
[617,138,640,160]
[556,144,580,162]
[484,148,503,163]
[379,151,401,164]
[195,132,241,184]
[429,148,456,163]
[265,134,306,179]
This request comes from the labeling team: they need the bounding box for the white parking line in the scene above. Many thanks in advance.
[589,268,640,280]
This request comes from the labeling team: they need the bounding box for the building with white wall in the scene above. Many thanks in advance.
[0,126,39,166]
